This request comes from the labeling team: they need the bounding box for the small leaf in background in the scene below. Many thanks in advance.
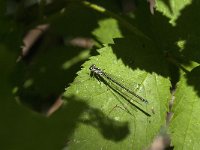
[156,0,192,25]
[92,18,123,44]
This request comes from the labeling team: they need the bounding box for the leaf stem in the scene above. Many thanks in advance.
[82,1,150,40]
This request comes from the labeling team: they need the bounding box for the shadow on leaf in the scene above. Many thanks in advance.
[62,96,130,142]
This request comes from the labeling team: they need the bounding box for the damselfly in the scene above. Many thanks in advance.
[89,64,149,104]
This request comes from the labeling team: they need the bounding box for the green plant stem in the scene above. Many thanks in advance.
[82,1,150,40]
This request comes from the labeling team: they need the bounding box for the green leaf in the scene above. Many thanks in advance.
[64,41,171,149]
[156,0,192,25]
[83,1,151,40]
[156,0,200,64]
[169,67,200,149]
[92,18,123,44]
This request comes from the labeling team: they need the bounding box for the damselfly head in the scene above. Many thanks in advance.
[89,64,96,71]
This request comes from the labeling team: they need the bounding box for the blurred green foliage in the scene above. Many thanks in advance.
[0,0,200,150]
